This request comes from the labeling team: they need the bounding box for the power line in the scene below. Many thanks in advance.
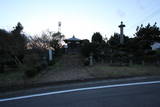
[127,8,160,30]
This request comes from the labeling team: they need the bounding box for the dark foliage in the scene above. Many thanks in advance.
[136,23,160,43]
[0,22,27,72]
[108,33,130,47]
[23,53,47,78]
[81,41,91,57]
[92,32,103,44]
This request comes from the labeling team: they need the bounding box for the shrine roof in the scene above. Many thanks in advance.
[65,36,81,41]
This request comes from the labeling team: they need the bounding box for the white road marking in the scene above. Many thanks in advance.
[0,80,160,102]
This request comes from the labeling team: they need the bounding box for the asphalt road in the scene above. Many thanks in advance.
[1,80,160,107]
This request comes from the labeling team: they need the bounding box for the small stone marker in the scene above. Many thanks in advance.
[48,49,53,61]
[64,44,68,54]
[89,53,93,66]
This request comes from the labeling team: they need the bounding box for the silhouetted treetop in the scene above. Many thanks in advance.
[12,22,23,35]
[135,22,160,43]
[108,33,120,46]
[91,32,103,44]
[108,33,129,46]
[0,22,27,67]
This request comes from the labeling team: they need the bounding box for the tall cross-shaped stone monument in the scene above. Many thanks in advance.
[118,21,125,44]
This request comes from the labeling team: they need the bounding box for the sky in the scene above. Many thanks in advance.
[0,0,160,40]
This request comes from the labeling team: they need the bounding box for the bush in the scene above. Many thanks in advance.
[24,67,38,78]
[81,42,91,57]
[84,57,90,66]
[22,53,47,78]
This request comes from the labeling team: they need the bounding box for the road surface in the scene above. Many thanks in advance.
[1,79,160,107]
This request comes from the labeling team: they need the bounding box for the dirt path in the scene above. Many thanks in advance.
[57,54,83,69]
[35,54,93,83]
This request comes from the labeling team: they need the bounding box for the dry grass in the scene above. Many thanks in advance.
[0,71,25,87]
[0,54,160,88]
[35,59,160,84]
[86,64,160,78]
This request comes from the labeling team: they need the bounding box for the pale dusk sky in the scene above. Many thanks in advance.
[0,0,160,40]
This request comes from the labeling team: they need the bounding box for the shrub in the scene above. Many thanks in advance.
[24,66,38,78]
[84,57,90,66]
[81,42,91,57]
[22,53,46,78]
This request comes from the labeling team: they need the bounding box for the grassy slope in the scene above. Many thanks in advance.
[87,64,160,78]
[0,54,160,87]
[34,54,160,83]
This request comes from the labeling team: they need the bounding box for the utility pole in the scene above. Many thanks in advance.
[58,21,61,33]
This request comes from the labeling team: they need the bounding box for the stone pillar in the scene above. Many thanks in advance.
[64,44,68,54]
[48,49,53,61]
[118,21,125,44]
[89,53,93,66]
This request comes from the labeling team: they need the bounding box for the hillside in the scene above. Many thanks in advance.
[35,54,93,83]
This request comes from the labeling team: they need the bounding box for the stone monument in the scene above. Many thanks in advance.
[118,21,125,44]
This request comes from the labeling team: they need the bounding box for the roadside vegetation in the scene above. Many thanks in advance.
[81,23,160,66]
[0,22,160,89]
[0,22,64,78]
[0,60,160,88]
